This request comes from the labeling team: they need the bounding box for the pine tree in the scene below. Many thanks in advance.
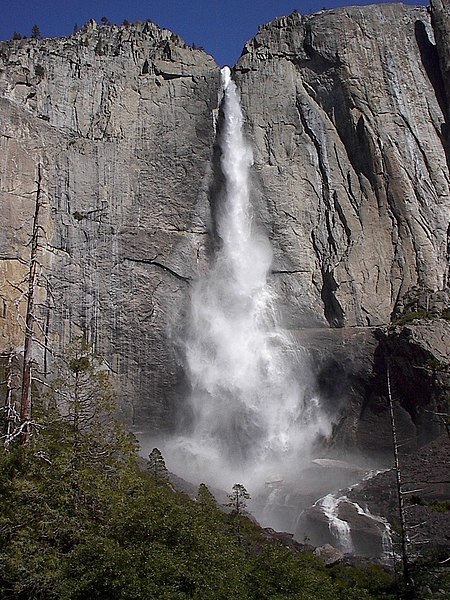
[50,337,131,470]
[147,447,169,483]
[226,483,251,542]
[227,483,250,516]
[197,482,217,512]
[31,24,41,39]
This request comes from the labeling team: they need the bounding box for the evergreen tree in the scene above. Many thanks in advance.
[31,24,41,39]
[147,447,169,483]
[197,482,217,512]
[227,483,250,516]
[50,337,133,473]
[226,483,251,542]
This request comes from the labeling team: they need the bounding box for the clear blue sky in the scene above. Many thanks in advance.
[1,1,429,66]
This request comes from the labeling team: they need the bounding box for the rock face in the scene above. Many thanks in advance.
[0,21,219,429]
[0,5,448,441]
[235,3,448,328]
[431,0,450,156]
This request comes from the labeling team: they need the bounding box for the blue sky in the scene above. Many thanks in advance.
[1,1,429,66]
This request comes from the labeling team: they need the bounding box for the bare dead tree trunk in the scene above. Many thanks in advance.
[387,363,415,599]
[3,349,17,444]
[20,164,42,444]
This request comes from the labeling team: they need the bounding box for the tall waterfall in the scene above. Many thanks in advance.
[164,67,330,515]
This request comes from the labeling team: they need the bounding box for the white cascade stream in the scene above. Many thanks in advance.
[314,491,393,557]
[318,494,354,554]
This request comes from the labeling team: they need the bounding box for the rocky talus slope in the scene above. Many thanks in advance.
[0,4,448,447]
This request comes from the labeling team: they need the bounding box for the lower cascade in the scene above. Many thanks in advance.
[296,490,394,559]
[318,494,354,554]
[158,67,331,519]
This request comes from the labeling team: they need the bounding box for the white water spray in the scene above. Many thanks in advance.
[163,67,330,508]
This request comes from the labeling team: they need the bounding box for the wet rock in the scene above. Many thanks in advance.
[314,543,344,565]
[291,321,449,457]
[337,501,387,558]
[349,434,450,558]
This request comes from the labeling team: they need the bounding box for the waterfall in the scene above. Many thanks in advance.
[307,491,393,558]
[162,67,330,506]
[351,499,394,559]
[318,494,354,554]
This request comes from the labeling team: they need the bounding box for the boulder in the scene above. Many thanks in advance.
[314,543,344,565]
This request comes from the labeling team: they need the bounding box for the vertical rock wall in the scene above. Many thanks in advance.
[235,4,448,328]
[0,21,219,430]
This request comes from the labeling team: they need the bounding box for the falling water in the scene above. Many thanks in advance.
[163,67,330,509]
[306,491,393,557]
[318,494,354,553]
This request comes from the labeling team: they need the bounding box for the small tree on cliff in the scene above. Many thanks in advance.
[147,447,169,483]
[31,24,41,39]
[227,483,250,516]
[226,483,251,542]
[197,483,217,513]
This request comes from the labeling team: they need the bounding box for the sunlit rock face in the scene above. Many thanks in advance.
[431,0,450,153]
[235,2,448,329]
[0,4,448,445]
[0,21,220,430]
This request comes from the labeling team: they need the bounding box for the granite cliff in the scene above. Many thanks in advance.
[235,3,448,328]
[0,3,448,452]
[0,20,219,430]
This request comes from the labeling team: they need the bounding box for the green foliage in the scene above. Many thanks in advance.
[409,495,450,512]
[197,482,217,512]
[12,32,22,40]
[329,563,397,599]
[425,499,450,512]
[425,358,449,373]
[227,482,251,515]
[247,545,340,600]
[0,340,409,599]
[393,309,434,326]
[31,24,41,39]
[0,419,406,599]
[147,447,169,483]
